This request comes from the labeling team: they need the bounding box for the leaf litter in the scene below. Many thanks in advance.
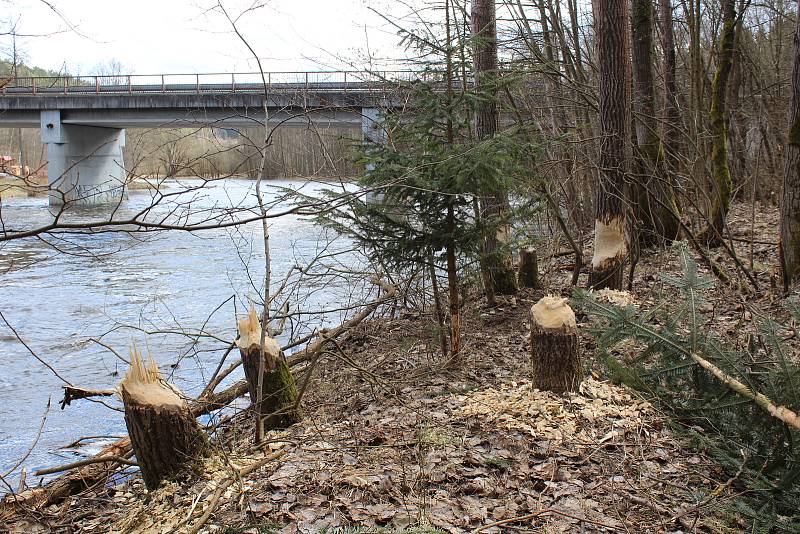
[6,225,771,533]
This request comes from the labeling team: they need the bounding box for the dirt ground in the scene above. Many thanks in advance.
[2,201,796,533]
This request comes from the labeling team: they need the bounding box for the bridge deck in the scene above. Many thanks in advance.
[0,72,422,128]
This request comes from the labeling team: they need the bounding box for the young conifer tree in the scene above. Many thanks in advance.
[310,0,536,356]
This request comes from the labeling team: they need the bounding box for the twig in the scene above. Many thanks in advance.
[185,449,286,534]
[474,507,623,532]
[34,455,138,476]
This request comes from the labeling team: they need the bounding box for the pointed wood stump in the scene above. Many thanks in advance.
[120,349,208,490]
[530,296,582,394]
[237,310,300,433]
[518,248,539,289]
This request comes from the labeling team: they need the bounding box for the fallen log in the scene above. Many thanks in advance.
[60,386,115,409]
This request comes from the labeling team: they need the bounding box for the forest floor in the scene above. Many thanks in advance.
[2,201,796,534]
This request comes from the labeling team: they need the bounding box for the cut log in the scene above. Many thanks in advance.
[530,296,582,394]
[518,248,539,289]
[119,348,208,490]
[237,309,300,434]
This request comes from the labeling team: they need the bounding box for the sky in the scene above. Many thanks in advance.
[1,0,422,75]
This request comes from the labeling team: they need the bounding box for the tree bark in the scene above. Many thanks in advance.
[237,310,300,433]
[530,296,582,394]
[631,0,680,245]
[120,350,208,491]
[590,0,631,290]
[701,0,738,246]
[446,202,461,356]
[518,248,539,289]
[472,0,518,297]
[657,0,681,204]
[780,0,800,289]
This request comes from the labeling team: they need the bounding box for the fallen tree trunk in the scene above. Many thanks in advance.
[60,386,115,409]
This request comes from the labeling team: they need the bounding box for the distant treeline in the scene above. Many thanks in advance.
[125,126,362,179]
[0,125,363,180]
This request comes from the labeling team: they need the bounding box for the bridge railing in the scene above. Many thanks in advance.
[0,70,433,96]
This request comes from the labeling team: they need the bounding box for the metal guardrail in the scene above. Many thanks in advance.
[0,71,436,96]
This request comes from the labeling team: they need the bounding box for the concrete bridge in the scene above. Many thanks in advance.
[0,71,410,205]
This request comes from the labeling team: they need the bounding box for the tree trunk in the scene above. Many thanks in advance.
[530,296,582,393]
[658,0,681,202]
[237,310,300,433]
[120,349,208,491]
[428,251,449,358]
[780,0,800,289]
[518,248,539,289]
[472,0,518,297]
[701,0,738,246]
[631,0,680,245]
[446,202,461,356]
[590,0,630,290]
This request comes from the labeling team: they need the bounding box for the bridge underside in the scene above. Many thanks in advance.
[0,91,388,205]
[0,108,365,129]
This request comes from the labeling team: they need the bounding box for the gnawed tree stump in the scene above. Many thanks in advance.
[119,348,208,490]
[518,248,539,289]
[237,309,300,434]
[530,296,582,394]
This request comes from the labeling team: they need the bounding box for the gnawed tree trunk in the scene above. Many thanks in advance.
[780,0,800,289]
[631,0,680,245]
[701,0,738,246]
[590,0,630,290]
[120,348,208,491]
[237,309,300,433]
[518,248,539,289]
[530,296,582,393]
[472,0,518,297]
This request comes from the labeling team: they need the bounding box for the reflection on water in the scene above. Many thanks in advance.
[0,178,359,485]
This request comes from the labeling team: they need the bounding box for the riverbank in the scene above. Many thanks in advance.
[2,293,745,533]
[0,174,46,199]
[1,201,795,533]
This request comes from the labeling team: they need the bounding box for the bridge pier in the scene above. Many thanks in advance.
[41,110,127,206]
[361,108,387,205]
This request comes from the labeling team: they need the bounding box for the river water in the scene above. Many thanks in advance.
[0,178,361,488]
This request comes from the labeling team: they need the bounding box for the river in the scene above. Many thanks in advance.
[0,178,362,489]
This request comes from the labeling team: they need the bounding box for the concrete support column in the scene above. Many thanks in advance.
[361,108,387,205]
[41,110,127,206]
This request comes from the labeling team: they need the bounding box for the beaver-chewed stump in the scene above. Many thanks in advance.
[237,309,300,433]
[119,349,208,491]
[518,248,539,289]
[530,296,582,394]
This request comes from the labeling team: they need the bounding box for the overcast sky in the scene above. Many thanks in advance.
[2,0,424,74]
